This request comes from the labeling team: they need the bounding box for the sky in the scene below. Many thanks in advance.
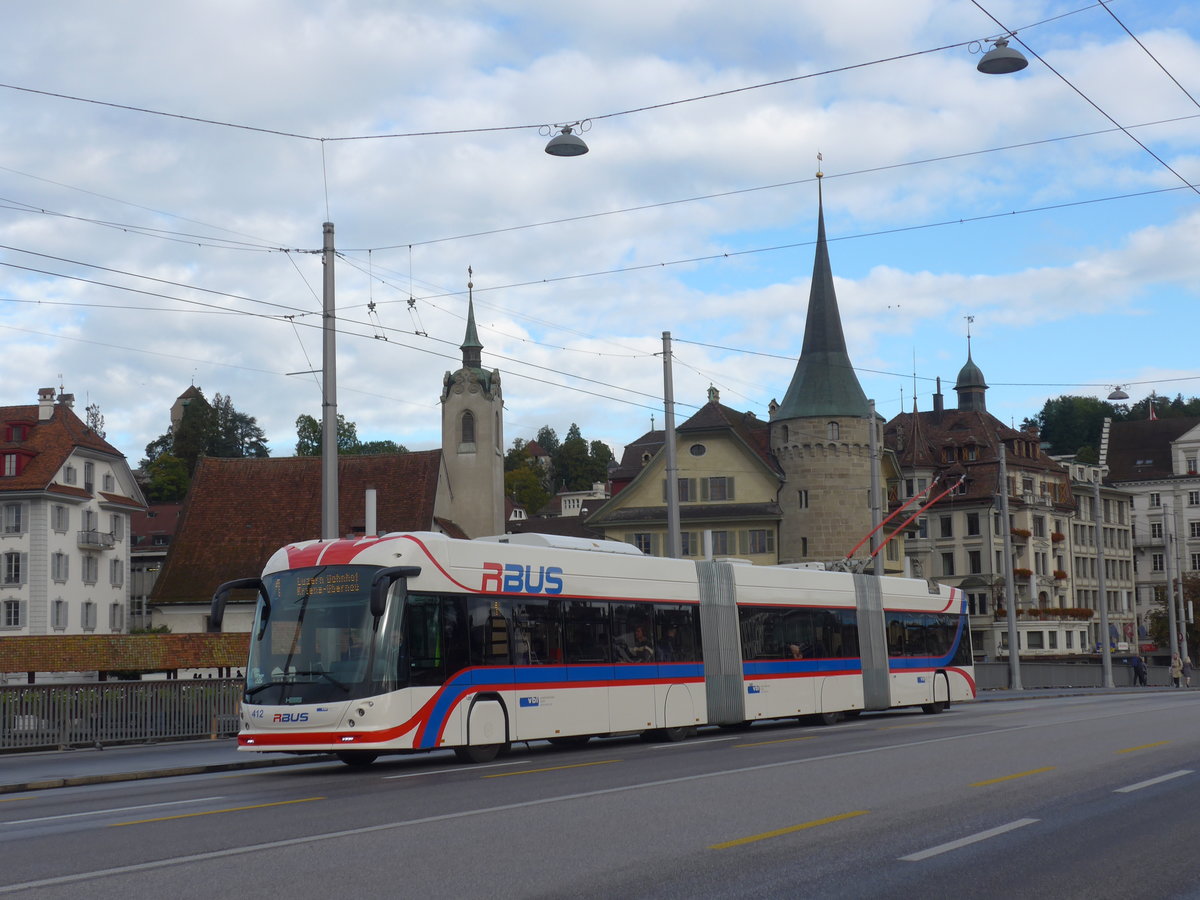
[1,1,1198,468]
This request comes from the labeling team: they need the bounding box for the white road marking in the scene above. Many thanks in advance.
[1114,770,1193,793]
[383,760,529,779]
[2,797,223,827]
[899,818,1039,862]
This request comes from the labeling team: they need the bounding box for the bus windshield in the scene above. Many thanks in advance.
[245,565,402,705]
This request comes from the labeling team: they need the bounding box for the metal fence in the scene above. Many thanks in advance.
[1,680,243,752]
[975,661,1167,691]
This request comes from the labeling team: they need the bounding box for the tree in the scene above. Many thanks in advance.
[171,393,214,476]
[141,389,269,478]
[210,393,268,458]
[555,423,592,491]
[1146,573,1200,656]
[294,414,406,456]
[143,453,190,502]
[1028,395,1117,458]
[505,465,550,516]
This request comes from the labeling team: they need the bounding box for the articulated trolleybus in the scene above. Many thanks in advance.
[211,531,974,767]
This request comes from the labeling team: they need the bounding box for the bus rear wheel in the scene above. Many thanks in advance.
[922,701,946,714]
[641,726,690,743]
[336,751,378,768]
[454,743,506,763]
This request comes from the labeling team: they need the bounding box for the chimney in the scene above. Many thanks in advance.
[364,488,377,537]
[38,387,55,421]
[932,377,944,418]
[57,392,75,409]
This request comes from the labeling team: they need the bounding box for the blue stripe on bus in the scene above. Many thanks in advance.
[742,659,862,676]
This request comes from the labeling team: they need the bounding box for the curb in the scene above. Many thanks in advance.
[0,753,336,796]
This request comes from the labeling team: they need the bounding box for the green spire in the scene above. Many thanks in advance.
[773,179,870,420]
[461,271,482,370]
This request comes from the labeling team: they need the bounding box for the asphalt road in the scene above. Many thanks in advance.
[2,691,1199,899]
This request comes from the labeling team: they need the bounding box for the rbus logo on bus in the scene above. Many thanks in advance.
[481,562,564,595]
[272,712,310,723]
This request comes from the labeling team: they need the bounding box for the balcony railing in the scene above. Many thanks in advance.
[77,529,115,550]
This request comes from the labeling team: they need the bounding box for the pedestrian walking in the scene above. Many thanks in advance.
[1169,653,1183,688]
[1183,656,1193,688]
[1132,655,1148,686]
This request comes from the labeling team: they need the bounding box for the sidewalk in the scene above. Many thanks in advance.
[0,685,1188,795]
[0,738,335,795]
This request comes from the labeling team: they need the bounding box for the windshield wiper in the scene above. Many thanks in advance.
[292,670,351,692]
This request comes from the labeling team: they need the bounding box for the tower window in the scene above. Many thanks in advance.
[461,411,475,445]
[827,422,839,440]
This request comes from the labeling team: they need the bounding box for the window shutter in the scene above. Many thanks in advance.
[738,530,748,555]
[727,477,735,501]
[689,478,697,501]
[651,533,662,557]
[19,552,27,585]
[700,479,709,501]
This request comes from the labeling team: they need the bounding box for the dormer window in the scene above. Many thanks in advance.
[6,424,28,442]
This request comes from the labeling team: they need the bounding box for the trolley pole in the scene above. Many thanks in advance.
[998,444,1022,690]
[321,221,338,541]
[662,331,681,559]
[1093,474,1113,688]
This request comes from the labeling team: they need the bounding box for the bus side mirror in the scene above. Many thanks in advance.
[211,577,268,634]
[370,566,422,618]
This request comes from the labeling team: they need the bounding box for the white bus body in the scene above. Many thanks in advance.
[213,532,974,764]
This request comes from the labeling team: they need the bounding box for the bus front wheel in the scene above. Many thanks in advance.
[922,701,946,714]
[454,743,506,763]
[336,751,378,768]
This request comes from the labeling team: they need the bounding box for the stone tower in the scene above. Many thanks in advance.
[770,178,874,563]
[439,281,504,537]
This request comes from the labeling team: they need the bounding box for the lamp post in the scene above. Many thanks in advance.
[1093,471,1113,688]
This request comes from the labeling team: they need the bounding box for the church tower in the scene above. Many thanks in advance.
[770,176,875,563]
[439,275,504,537]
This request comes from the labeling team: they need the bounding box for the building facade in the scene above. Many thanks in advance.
[0,388,146,639]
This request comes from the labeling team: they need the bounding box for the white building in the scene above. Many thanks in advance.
[0,388,146,636]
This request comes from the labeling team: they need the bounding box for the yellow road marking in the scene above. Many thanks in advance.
[109,797,322,826]
[736,736,816,748]
[876,723,929,730]
[484,760,620,778]
[1118,741,1170,754]
[971,767,1055,787]
[711,811,869,849]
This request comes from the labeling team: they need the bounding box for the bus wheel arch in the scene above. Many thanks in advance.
[456,693,509,763]
[922,670,950,714]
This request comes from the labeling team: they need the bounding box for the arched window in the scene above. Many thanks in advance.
[779,425,789,443]
[461,411,475,445]
[827,421,840,441]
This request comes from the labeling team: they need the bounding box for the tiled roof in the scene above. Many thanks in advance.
[0,633,249,672]
[1106,417,1200,482]
[151,452,443,605]
[0,401,135,496]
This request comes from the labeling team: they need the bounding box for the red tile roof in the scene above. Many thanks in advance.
[0,400,137,496]
[151,452,444,605]
[0,633,249,672]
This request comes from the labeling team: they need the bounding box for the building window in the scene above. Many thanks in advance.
[968,550,982,574]
[680,532,699,557]
[84,461,95,492]
[2,455,16,477]
[52,505,69,532]
[1186,457,1198,474]
[3,552,22,585]
[110,559,124,586]
[1149,492,1161,508]
[1048,631,1058,650]
[704,477,735,501]
[689,444,706,457]
[51,553,69,582]
[2,504,23,534]
[827,422,840,441]
[745,529,775,555]
[1027,631,1045,650]
[2,598,21,628]
[1192,553,1200,572]
[1188,491,1200,507]
[103,473,115,492]
[798,489,809,509]
[109,603,124,632]
[631,533,654,555]
[939,516,953,539]
[1190,522,1200,539]
[460,411,475,445]
[63,464,77,485]
[1033,516,1046,538]
[82,555,99,584]
[1152,553,1165,572]
[1151,522,1163,539]
[82,601,97,632]
[966,512,980,536]
[52,599,68,630]
[111,514,124,541]
[711,531,730,555]
[941,552,955,577]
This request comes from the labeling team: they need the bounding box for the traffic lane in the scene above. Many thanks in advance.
[7,697,1194,897]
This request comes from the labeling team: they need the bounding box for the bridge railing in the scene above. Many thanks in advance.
[0,680,242,752]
